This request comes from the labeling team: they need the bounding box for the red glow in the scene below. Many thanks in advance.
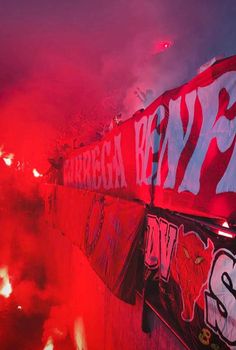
[33,168,43,178]
[74,318,87,350]
[3,155,13,166]
[0,267,12,298]
[153,40,173,53]
[0,146,3,157]
[0,145,44,179]
[43,337,54,350]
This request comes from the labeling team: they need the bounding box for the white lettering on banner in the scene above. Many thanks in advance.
[156,92,195,187]
[179,72,236,194]
[113,134,127,188]
[83,150,91,187]
[65,71,236,196]
[205,249,236,348]
[135,108,164,185]
[144,215,177,281]
[135,71,236,194]
[216,119,236,193]
[91,146,101,189]
[101,141,112,189]
[64,134,127,190]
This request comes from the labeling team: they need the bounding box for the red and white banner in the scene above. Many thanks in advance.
[64,55,236,221]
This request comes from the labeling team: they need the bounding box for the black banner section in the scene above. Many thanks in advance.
[142,207,236,350]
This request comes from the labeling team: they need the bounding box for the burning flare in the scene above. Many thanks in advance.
[33,168,43,178]
[3,153,14,167]
[0,267,12,298]
[74,318,87,350]
[43,337,54,350]
[153,39,173,53]
[0,145,4,157]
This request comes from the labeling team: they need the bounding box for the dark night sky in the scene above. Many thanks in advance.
[0,0,236,169]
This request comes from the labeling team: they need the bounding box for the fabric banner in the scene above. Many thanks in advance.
[40,184,146,303]
[63,55,236,221]
[142,207,236,350]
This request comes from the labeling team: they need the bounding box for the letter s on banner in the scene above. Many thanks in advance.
[205,249,236,347]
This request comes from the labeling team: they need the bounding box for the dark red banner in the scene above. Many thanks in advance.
[64,55,236,221]
[40,184,146,303]
[142,207,236,350]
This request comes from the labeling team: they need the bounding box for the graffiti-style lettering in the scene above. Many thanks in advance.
[205,249,236,347]
[83,150,92,187]
[64,133,127,190]
[101,141,112,189]
[144,215,160,269]
[64,70,236,201]
[135,109,163,185]
[156,92,195,187]
[144,215,177,281]
[113,134,127,188]
[91,146,101,189]
[179,72,236,194]
[136,71,236,195]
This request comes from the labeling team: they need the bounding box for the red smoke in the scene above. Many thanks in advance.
[0,1,235,348]
[1,1,234,168]
[0,162,83,348]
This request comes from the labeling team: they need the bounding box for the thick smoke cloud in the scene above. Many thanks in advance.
[0,163,78,348]
[0,0,235,168]
[0,1,235,347]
